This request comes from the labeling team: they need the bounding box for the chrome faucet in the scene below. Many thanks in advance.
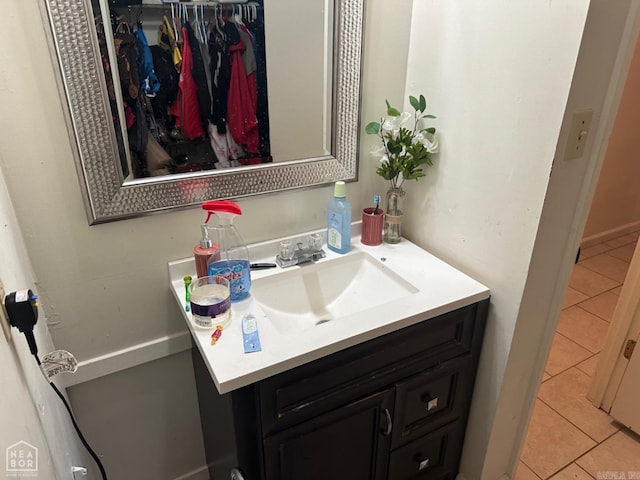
[276,234,326,268]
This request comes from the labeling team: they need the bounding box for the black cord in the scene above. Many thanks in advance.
[35,355,108,480]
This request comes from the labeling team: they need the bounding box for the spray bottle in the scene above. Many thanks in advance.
[203,200,251,302]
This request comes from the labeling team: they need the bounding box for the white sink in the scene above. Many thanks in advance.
[251,251,419,335]
[169,230,490,393]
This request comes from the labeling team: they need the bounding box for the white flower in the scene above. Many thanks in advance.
[381,112,411,139]
[415,131,439,154]
[370,145,389,164]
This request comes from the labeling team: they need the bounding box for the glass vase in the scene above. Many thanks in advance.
[383,187,405,243]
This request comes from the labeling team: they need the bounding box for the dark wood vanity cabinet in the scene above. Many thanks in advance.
[194,299,488,480]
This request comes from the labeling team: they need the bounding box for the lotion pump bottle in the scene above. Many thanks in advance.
[194,224,220,278]
[327,181,351,254]
[203,200,251,302]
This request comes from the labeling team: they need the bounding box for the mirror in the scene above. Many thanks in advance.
[40,0,364,223]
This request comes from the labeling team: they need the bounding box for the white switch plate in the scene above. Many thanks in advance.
[71,466,87,479]
[0,279,11,342]
[564,110,593,160]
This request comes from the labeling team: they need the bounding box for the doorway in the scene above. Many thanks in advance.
[517,232,640,479]
[516,19,640,480]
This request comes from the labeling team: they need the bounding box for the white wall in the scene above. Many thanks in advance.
[0,1,411,479]
[403,1,634,479]
[402,1,590,479]
[484,2,635,478]
[0,165,89,478]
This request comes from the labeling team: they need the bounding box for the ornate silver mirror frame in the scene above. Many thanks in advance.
[40,0,364,224]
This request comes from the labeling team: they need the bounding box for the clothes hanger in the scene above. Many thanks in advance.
[214,5,225,40]
[135,5,143,26]
[200,5,208,45]
[170,3,180,42]
[246,2,258,23]
[234,5,242,26]
[192,5,200,42]
[192,4,205,44]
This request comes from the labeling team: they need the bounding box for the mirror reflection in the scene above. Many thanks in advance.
[94,0,332,179]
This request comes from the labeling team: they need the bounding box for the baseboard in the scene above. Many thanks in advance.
[61,331,192,387]
[173,465,209,480]
[581,220,640,248]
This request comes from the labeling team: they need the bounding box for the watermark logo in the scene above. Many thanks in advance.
[6,441,38,477]
[597,472,640,480]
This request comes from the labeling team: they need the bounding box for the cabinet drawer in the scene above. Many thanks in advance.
[392,356,474,448]
[388,421,464,480]
[258,304,478,435]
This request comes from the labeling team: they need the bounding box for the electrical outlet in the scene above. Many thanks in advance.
[564,110,593,161]
[0,278,11,342]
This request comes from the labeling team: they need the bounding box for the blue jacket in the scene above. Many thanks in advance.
[135,25,160,97]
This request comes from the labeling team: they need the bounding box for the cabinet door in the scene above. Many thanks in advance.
[263,388,394,480]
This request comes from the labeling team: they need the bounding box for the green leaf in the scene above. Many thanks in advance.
[385,98,400,116]
[423,127,436,134]
[398,127,412,143]
[387,106,401,117]
[365,122,380,135]
[422,114,437,119]
[409,96,420,111]
[387,140,403,155]
[419,95,426,112]
[376,164,393,181]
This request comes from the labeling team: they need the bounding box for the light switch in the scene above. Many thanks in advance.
[72,466,87,479]
[564,110,593,161]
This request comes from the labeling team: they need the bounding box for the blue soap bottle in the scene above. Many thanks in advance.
[327,181,351,254]
[203,200,251,302]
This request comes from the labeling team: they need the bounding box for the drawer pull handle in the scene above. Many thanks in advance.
[413,454,430,471]
[381,408,392,436]
[422,395,439,411]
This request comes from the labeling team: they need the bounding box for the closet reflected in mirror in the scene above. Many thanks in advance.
[94,0,333,179]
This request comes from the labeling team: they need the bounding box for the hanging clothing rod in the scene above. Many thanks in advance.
[156,1,253,5]
[126,2,263,9]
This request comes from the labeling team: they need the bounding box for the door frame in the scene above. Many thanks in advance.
[589,238,640,411]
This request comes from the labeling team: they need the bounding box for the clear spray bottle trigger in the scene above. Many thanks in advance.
[202,200,251,302]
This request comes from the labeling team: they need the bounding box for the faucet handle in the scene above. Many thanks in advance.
[307,233,323,251]
[279,240,294,261]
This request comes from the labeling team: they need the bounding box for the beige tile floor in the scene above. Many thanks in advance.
[517,231,640,480]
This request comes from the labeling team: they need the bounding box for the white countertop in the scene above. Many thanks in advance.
[168,229,490,394]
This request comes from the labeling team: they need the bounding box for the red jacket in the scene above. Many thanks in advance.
[227,41,258,153]
[169,27,204,140]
